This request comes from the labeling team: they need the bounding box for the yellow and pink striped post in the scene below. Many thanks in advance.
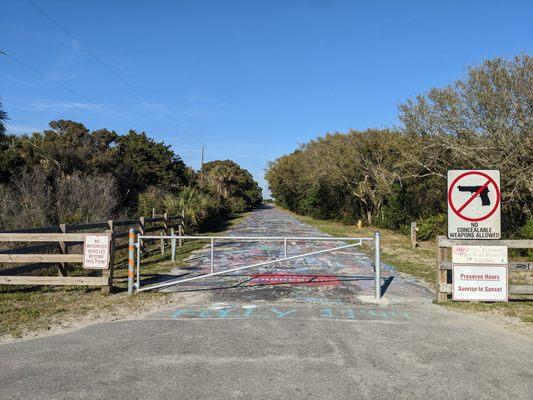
[128,228,135,295]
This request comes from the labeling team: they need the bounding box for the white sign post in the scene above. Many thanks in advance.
[83,234,111,270]
[452,245,508,302]
[447,170,501,240]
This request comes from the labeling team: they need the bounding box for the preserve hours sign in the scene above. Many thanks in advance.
[451,245,508,302]
[447,170,501,239]
[452,265,508,301]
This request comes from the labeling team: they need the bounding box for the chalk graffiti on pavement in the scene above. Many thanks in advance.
[169,305,411,321]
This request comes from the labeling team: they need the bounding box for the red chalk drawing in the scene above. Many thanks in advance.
[249,273,341,286]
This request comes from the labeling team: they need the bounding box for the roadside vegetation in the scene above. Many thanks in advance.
[0,117,262,231]
[266,55,532,240]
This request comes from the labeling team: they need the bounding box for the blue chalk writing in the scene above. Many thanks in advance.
[172,309,195,318]
[243,307,255,317]
[320,308,334,318]
[270,308,298,318]
[217,308,233,318]
[343,309,355,319]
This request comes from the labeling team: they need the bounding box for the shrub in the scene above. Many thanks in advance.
[227,197,247,213]
[416,214,447,241]
[519,218,533,259]
[138,186,168,216]
[520,219,533,239]
[56,172,117,223]
[163,187,225,233]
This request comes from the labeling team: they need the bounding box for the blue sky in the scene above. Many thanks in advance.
[1,0,531,196]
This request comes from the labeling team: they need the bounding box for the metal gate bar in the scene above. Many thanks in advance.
[130,233,382,299]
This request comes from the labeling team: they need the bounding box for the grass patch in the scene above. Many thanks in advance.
[287,210,533,324]
[0,212,251,339]
[442,301,533,323]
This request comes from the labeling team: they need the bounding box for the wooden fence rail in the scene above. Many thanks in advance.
[0,232,114,293]
[0,213,184,293]
[436,236,533,302]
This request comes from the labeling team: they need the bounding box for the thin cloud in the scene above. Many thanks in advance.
[5,123,43,135]
[44,71,79,82]
[15,101,102,111]
[4,75,35,86]
[141,101,171,114]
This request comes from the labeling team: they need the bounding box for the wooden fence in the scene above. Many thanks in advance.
[0,213,183,293]
[436,236,533,302]
[0,232,114,293]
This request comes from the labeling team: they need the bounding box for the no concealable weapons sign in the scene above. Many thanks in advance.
[447,170,501,239]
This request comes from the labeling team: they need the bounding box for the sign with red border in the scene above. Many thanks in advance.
[83,234,111,270]
[447,170,501,239]
[452,265,508,302]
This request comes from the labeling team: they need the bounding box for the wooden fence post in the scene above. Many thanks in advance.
[139,217,145,253]
[410,222,417,249]
[160,232,165,255]
[152,208,156,218]
[107,219,114,263]
[171,227,176,261]
[436,236,448,302]
[101,231,115,295]
[179,209,184,247]
[58,223,68,276]
[163,212,169,235]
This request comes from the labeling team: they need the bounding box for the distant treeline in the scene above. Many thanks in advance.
[266,55,532,238]
[0,118,262,231]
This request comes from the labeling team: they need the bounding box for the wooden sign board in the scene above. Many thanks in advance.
[452,245,507,265]
[83,234,111,270]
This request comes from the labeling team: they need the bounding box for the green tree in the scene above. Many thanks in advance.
[203,160,262,212]
[0,102,17,183]
[163,187,223,232]
[0,101,7,137]
[112,130,189,210]
[266,55,532,235]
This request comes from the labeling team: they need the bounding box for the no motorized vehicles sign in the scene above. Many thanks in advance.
[447,170,501,240]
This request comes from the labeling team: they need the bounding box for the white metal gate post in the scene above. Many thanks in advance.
[136,234,141,292]
[210,238,215,273]
[374,231,381,300]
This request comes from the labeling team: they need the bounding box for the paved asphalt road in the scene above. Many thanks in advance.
[1,206,532,399]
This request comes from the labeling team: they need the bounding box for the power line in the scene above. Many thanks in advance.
[0,49,137,127]
[25,0,205,146]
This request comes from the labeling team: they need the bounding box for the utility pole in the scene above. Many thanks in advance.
[200,145,205,188]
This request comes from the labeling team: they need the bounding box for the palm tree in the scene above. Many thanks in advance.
[163,187,218,232]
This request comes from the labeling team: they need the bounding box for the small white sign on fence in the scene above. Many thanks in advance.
[452,245,508,265]
[83,234,110,270]
[452,265,508,301]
